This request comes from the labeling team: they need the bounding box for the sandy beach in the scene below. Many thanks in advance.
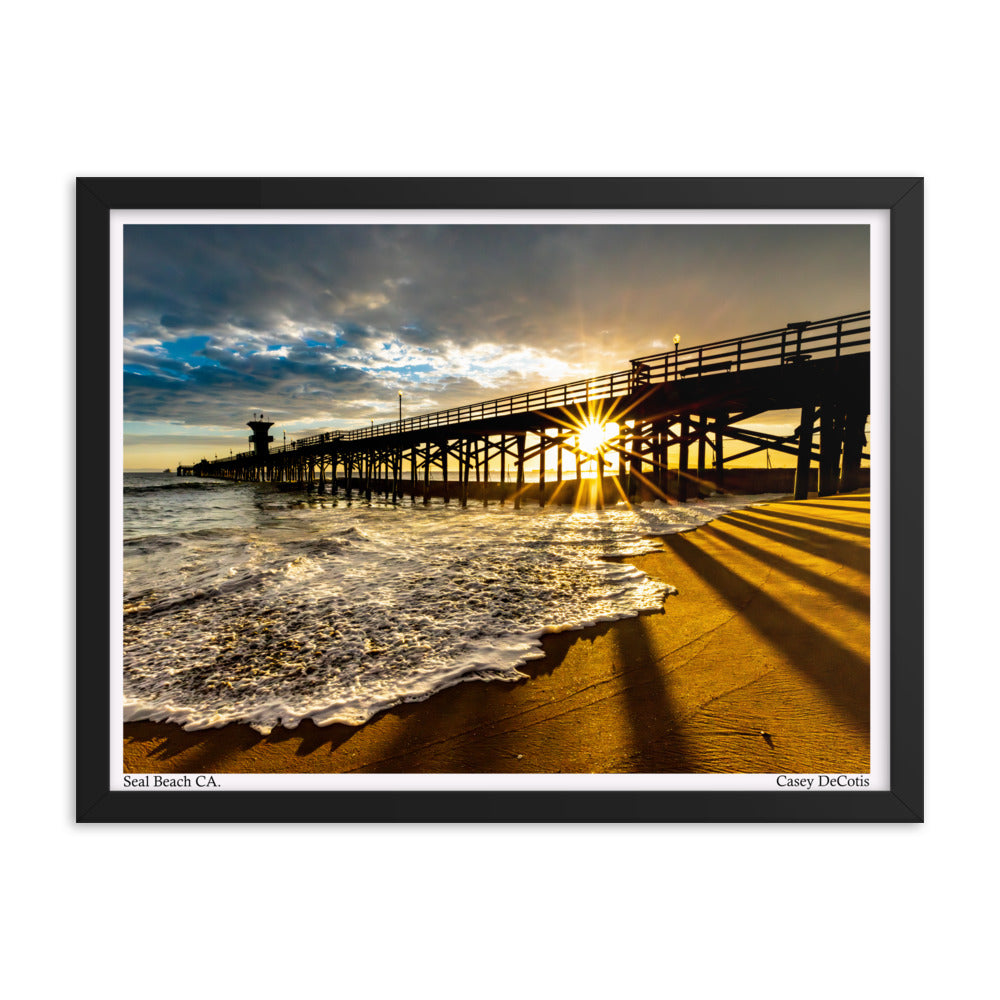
[123,491,870,775]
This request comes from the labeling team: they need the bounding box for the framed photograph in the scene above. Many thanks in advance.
[78,177,922,822]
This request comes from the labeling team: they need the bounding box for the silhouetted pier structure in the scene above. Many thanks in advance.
[176,311,871,506]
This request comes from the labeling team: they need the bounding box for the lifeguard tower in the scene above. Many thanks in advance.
[247,413,274,458]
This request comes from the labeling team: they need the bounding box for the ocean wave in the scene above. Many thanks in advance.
[124,535,182,552]
[124,480,229,495]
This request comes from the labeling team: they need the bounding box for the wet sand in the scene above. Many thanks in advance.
[123,492,870,775]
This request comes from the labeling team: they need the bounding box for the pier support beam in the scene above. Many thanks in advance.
[661,423,671,497]
[482,438,489,506]
[794,402,815,500]
[627,423,638,500]
[514,434,525,510]
[697,415,706,494]
[840,405,867,493]
[460,439,470,507]
[649,424,661,498]
[678,414,690,502]
[538,429,546,506]
[499,435,506,505]
[715,412,726,491]
[818,403,843,497]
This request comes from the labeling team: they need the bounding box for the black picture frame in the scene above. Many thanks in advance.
[78,177,923,823]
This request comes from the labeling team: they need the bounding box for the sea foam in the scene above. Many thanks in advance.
[123,476,776,733]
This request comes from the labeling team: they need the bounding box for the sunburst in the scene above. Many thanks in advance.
[576,419,617,457]
[539,393,659,510]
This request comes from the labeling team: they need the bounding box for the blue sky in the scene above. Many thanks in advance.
[122,223,869,469]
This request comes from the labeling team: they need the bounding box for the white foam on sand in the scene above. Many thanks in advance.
[123,490,780,732]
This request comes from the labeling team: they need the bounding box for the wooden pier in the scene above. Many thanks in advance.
[177,311,871,505]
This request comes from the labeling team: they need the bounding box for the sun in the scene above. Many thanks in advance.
[576,420,617,456]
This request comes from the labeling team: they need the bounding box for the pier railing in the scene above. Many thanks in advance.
[629,310,870,381]
[216,310,869,461]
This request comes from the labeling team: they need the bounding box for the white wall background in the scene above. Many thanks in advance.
[2,2,991,996]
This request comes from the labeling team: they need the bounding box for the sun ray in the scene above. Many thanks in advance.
[546,479,574,505]
[608,473,633,509]
[570,476,592,514]
[625,466,675,504]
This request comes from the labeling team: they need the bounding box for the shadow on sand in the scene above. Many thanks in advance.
[662,532,869,732]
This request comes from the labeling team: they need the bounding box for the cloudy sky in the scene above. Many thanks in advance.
[122,222,869,469]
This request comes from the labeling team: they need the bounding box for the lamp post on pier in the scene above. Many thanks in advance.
[673,334,680,377]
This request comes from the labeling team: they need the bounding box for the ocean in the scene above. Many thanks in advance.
[123,473,774,734]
